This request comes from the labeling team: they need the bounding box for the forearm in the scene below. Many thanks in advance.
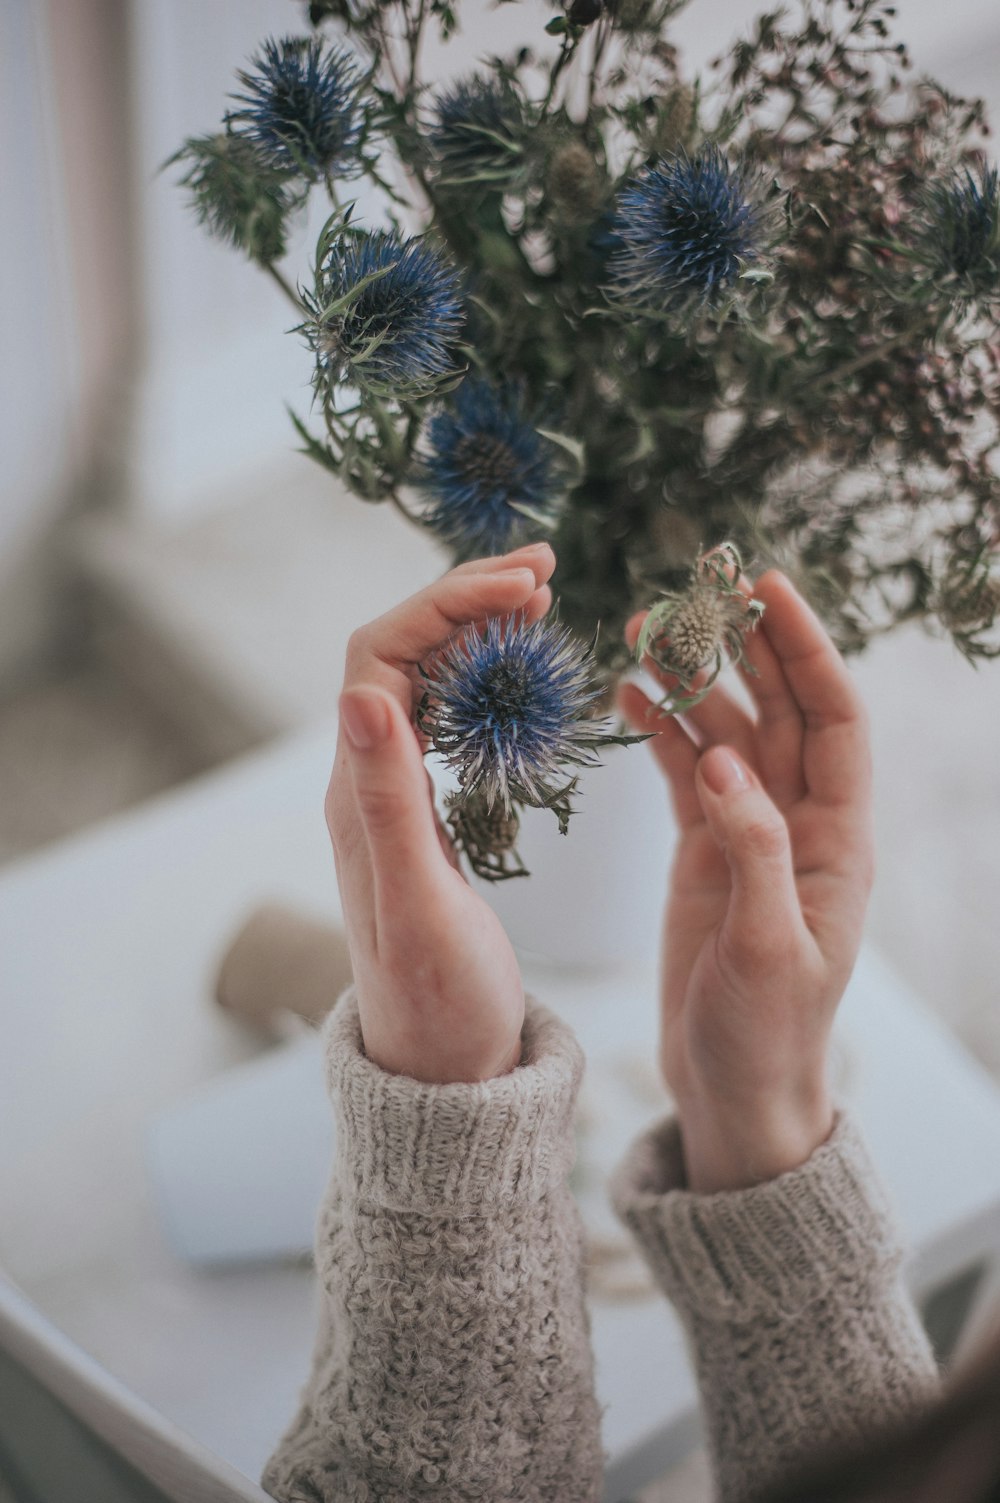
[611,1111,940,1503]
[263,990,603,1503]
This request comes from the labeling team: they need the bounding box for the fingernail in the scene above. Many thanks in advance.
[340,691,390,750]
[510,541,552,556]
[701,746,748,794]
[503,567,537,590]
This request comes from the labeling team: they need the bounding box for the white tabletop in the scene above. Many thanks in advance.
[2,722,1000,1499]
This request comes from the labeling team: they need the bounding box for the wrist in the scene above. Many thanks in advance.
[678,1085,835,1193]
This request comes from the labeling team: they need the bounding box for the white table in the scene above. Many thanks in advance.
[2,722,1000,1502]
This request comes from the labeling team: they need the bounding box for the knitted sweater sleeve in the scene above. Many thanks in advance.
[261,989,604,1503]
[609,1111,941,1503]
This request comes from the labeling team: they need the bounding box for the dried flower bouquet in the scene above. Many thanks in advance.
[172,0,999,876]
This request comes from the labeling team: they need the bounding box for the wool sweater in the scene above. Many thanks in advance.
[262,992,940,1503]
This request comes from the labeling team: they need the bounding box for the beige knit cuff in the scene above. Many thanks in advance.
[323,988,584,1216]
[609,1110,905,1323]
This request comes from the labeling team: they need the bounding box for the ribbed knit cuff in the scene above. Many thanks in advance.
[610,1110,904,1323]
[324,989,584,1216]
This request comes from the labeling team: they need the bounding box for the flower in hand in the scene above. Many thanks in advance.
[419,614,645,879]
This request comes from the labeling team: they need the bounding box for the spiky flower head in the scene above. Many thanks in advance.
[636,543,765,710]
[228,36,366,180]
[428,74,525,187]
[420,615,622,817]
[413,380,561,558]
[169,133,297,264]
[303,230,464,398]
[917,163,1000,308]
[607,148,770,315]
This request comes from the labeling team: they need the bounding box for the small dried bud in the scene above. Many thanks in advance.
[547,140,603,215]
[649,85,696,155]
[636,543,765,711]
[568,0,603,25]
[445,789,525,882]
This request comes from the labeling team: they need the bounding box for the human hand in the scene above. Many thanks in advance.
[620,570,875,1192]
[326,543,556,1085]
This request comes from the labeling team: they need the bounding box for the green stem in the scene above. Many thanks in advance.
[806,330,914,394]
[264,261,305,313]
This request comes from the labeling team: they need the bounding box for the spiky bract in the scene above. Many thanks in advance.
[428,74,525,186]
[607,148,767,314]
[636,543,765,710]
[919,163,1000,306]
[304,231,464,397]
[170,134,296,264]
[229,36,365,179]
[420,616,609,814]
[414,380,560,558]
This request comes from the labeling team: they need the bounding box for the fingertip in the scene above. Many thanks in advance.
[339,687,393,751]
[523,583,553,622]
[698,744,750,796]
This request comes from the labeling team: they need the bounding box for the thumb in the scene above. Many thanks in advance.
[696,745,803,968]
[339,688,445,892]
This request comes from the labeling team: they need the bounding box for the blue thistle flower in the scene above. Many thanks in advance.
[304,230,464,397]
[414,380,561,558]
[420,615,609,813]
[429,74,524,186]
[607,148,767,314]
[921,163,1000,303]
[228,36,365,180]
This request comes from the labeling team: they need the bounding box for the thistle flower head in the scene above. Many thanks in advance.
[918,163,1000,305]
[607,148,769,314]
[420,615,608,814]
[170,133,296,264]
[414,380,561,558]
[636,543,765,710]
[304,230,464,398]
[229,36,366,180]
[428,74,524,187]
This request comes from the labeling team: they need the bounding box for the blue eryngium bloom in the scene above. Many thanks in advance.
[229,36,365,180]
[421,616,608,812]
[305,231,464,397]
[415,381,560,558]
[922,163,1000,302]
[608,148,766,313]
[429,75,524,185]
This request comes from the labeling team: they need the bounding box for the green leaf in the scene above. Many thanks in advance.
[537,428,585,471]
[545,15,568,34]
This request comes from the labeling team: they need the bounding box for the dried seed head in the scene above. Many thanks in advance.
[448,790,520,855]
[651,590,728,675]
[547,141,603,216]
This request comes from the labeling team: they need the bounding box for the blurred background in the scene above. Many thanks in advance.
[2,0,999,1063]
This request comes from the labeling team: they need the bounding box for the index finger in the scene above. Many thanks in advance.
[343,546,556,710]
[752,570,871,810]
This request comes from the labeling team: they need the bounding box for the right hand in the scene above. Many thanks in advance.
[326,544,555,1087]
[619,570,875,1192]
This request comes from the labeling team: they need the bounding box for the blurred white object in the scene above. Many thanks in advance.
[2,722,1000,1501]
[149,1033,331,1266]
[473,737,675,969]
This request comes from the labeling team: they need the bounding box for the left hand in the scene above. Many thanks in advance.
[619,569,875,1191]
[325,544,555,1085]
